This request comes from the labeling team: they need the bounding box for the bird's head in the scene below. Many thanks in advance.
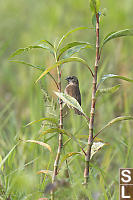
[65,76,79,85]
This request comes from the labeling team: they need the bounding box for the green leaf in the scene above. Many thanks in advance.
[96,84,121,97]
[40,39,54,48]
[40,128,85,153]
[0,155,3,171]
[41,128,75,140]
[0,143,18,169]
[91,141,107,159]
[24,140,52,152]
[98,74,133,88]
[77,135,103,142]
[57,27,93,50]
[92,14,96,28]
[82,141,107,159]
[59,152,81,169]
[41,128,60,136]
[8,148,16,169]
[25,117,58,127]
[57,41,92,60]
[94,116,133,139]
[0,98,15,120]
[62,45,89,59]
[35,57,93,83]
[54,92,85,116]
[45,133,57,143]
[102,29,133,47]
[10,60,58,88]
[10,60,45,71]
[90,0,100,13]
[10,44,54,58]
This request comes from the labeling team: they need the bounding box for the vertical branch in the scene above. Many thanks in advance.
[84,13,100,184]
[51,65,63,199]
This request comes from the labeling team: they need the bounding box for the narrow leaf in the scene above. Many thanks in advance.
[25,117,58,127]
[0,155,3,171]
[10,48,26,57]
[57,27,93,50]
[98,74,133,88]
[45,133,57,143]
[94,116,133,139]
[35,57,94,83]
[40,128,85,154]
[57,41,92,59]
[24,140,52,152]
[37,170,53,176]
[62,45,89,59]
[96,84,121,97]
[81,141,107,159]
[41,128,60,136]
[10,60,45,71]
[90,0,100,13]
[10,44,54,58]
[0,98,15,120]
[91,141,107,159]
[40,39,54,48]
[54,92,85,116]
[92,14,96,28]
[59,152,81,169]
[41,128,75,140]
[77,135,103,142]
[10,60,58,88]
[0,143,18,169]
[102,29,133,47]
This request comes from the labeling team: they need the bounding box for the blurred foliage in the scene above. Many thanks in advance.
[0,0,133,199]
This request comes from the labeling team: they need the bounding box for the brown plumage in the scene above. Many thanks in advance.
[64,76,81,115]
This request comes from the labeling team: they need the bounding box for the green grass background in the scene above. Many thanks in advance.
[0,0,133,199]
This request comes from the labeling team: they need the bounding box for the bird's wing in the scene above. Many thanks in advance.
[64,84,81,105]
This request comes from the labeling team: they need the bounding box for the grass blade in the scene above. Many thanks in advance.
[59,152,81,170]
[0,98,15,120]
[0,143,18,169]
[25,117,58,127]
[24,140,52,152]
[40,128,86,155]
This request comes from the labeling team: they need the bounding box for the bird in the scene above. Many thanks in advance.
[64,76,82,115]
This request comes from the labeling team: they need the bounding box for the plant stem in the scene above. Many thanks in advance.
[84,13,100,184]
[51,65,63,200]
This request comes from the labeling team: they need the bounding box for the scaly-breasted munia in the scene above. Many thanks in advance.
[64,76,81,115]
